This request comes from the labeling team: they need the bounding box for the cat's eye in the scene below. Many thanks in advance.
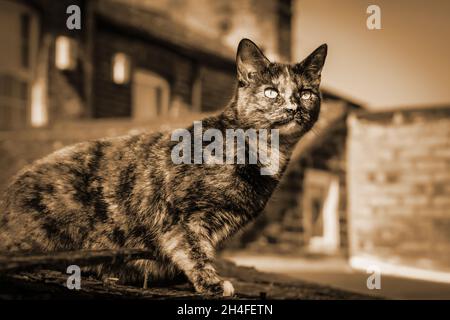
[264,88,279,99]
[301,91,313,100]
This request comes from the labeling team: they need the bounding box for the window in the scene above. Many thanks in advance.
[30,79,47,128]
[55,36,77,70]
[112,53,130,84]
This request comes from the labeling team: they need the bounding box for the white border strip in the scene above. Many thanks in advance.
[350,256,450,284]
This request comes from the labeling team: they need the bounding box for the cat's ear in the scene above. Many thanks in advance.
[297,44,328,77]
[236,38,270,84]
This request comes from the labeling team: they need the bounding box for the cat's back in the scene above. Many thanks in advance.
[4,137,115,204]
[3,130,166,199]
[0,131,166,252]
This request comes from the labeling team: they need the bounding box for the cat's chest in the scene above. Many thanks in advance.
[206,164,280,213]
[167,154,286,216]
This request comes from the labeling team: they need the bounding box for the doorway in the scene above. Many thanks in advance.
[132,69,170,121]
[302,169,341,254]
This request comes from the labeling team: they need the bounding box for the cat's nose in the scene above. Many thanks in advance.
[285,104,298,113]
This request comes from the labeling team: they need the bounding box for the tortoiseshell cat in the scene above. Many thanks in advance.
[0,39,327,296]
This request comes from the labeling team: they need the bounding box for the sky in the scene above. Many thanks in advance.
[293,0,450,110]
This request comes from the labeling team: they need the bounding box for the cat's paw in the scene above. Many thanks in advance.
[222,280,235,297]
[197,280,235,297]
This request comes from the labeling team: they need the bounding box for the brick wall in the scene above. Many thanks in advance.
[347,107,450,273]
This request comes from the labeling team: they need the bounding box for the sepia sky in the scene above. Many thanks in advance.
[293,0,450,110]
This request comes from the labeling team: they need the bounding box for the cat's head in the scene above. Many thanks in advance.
[234,38,327,136]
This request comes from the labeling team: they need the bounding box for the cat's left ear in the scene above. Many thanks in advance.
[297,44,328,77]
[236,38,270,84]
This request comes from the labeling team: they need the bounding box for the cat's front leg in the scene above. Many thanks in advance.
[158,226,234,296]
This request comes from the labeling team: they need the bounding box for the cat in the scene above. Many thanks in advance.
[0,39,327,296]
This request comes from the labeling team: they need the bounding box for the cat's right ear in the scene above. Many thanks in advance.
[236,39,270,85]
[297,44,328,77]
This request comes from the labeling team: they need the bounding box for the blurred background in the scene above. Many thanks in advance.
[0,0,449,299]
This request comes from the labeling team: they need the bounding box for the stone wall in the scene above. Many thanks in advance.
[347,107,450,274]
